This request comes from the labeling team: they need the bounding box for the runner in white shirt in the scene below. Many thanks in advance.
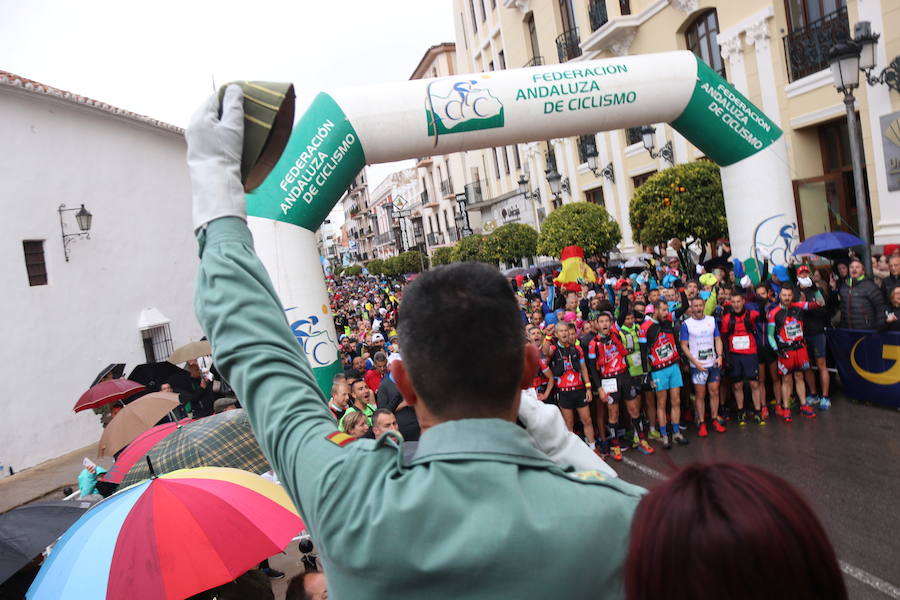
[680,298,725,438]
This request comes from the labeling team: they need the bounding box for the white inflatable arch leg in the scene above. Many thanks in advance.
[244,51,793,392]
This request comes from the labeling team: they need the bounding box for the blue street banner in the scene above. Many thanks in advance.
[826,329,900,408]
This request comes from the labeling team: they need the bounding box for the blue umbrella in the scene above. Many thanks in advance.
[793,231,864,256]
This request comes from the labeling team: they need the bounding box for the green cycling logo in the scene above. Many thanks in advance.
[425,78,505,140]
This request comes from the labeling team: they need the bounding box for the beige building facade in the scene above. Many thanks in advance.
[447,0,900,252]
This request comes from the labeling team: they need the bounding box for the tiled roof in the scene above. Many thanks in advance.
[0,70,183,134]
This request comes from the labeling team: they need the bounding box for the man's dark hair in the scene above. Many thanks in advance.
[398,262,524,419]
[285,572,316,600]
[373,408,393,423]
[373,351,387,363]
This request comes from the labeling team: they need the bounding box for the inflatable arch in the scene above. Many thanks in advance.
[238,51,796,391]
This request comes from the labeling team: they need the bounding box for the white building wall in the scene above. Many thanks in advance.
[0,87,202,472]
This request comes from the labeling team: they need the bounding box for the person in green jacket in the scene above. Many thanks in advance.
[186,85,642,599]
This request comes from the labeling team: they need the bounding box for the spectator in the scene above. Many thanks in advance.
[371,408,399,437]
[884,286,900,332]
[364,351,387,392]
[328,382,350,422]
[376,356,420,441]
[839,259,885,330]
[883,255,900,300]
[213,397,237,414]
[341,411,369,438]
[285,572,327,600]
[338,379,376,431]
[625,462,847,600]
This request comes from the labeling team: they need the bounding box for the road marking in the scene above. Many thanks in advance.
[619,458,900,599]
[839,562,900,599]
[621,456,665,480]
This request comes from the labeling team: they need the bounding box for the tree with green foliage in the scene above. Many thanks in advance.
[381,256,400,277]
[342,265,363,276]
[452,234,489,263]
[394,250,428,274]
[366,258,385,276]
[431,246,456,266]
[536,202,622,258]
[629,161,726,267]
[485,223,538,266]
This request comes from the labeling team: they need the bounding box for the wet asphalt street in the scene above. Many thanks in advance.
[612,392,900,600]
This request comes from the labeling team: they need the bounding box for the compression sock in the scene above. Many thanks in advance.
[671,423,681,434]
[631,417,645,438]
[659,424,668,437]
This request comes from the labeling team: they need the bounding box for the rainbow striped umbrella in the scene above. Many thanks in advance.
[27,467,303,600]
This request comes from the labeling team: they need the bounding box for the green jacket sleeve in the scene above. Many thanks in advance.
[194,217,347,527]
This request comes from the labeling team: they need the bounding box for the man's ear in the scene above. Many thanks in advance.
[520,344,540,390]
[392,361,419,407]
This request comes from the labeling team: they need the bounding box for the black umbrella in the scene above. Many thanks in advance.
[89,364,126,387]
[0,499,97,583]
[128,362,193,392]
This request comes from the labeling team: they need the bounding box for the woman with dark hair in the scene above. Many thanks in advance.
[625,462,847,600]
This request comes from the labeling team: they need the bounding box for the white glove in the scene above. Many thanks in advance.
[185,85,246,232]
[695,264,705,275]
[740,275,752,288]
[518,388,617,477]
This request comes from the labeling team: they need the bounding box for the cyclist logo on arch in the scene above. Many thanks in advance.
[285,308,339,368]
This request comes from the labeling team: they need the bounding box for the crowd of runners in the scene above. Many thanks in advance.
[327,249,900,461]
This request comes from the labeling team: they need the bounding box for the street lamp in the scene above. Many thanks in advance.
[455,192,473,237]
[544,165,569,207]
[640,125,674,165]
[854,21,900,93]
[828,40,872,275]
[580,138,616,182]
[516,173,541,201]
[58,203,93,262]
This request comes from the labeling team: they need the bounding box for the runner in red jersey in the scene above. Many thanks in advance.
[544,322,597,450]
[766,285,823,422]
[588,312,647,460]
[721,289,764,426]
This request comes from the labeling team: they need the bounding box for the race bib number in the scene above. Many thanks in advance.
[656,342,674,360]
[732,335,751,351]
[628,351,641,367]
[698,348,714,361]
[601,378,618,394]
[785,321,802,340]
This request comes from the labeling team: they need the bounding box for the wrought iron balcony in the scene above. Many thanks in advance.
[783,6,850,82]
[464,180,485,205]
[556,27,582,63]
[421,190,431,205]
[426,232,445,247]
[589,0,608,31]
[523,55,545,68]
[440,179,452,197]
[446,228,460,243]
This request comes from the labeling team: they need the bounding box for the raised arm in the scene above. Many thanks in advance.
[187,87,347,524]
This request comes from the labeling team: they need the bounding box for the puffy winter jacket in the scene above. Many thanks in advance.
[839,276,885,330]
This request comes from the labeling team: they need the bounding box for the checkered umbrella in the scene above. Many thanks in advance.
[119,409,269,487]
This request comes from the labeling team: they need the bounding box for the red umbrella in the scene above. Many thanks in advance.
[100,419,193,484]
[73,379,145,413]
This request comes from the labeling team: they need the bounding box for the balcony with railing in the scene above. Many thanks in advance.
[445,228,460,243]
[589,0,608,31]
[440,179,453,197]
[464,180,485,205]
[421,190,437,207]
[783,6,850,82]
[556,27,582,62]
[522,55,544,68]
[426,231,446,247]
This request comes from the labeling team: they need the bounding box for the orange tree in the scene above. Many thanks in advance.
[629,161,726,267]
[536,202,621,258]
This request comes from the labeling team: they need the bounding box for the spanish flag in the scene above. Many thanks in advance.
[554,246,596,292]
